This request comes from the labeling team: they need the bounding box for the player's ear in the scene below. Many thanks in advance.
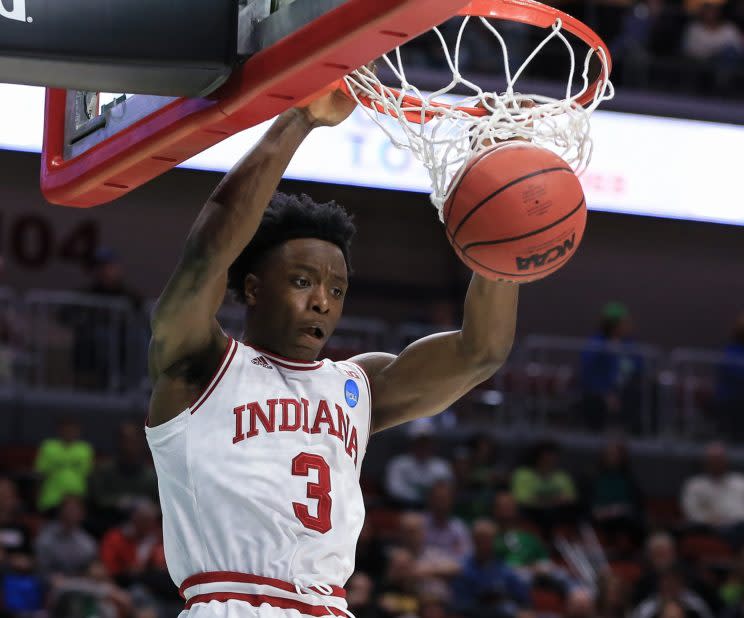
[243,273,260,307]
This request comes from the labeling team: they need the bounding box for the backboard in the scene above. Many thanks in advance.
[40,0,472,208]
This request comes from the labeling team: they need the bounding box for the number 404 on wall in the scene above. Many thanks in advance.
[0,213,100,270]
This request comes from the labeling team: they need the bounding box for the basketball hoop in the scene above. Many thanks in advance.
[341,0,614,219]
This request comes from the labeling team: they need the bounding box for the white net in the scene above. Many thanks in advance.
[343,15,614,220]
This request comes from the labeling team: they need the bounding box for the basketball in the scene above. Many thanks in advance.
[444,142,587,283]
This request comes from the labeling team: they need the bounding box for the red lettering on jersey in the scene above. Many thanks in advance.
[301,398,311,433]
[311,400,336,435]
[346,426,359,465]
[232,396,362,465]
[333,405,346,442]
[232,405,246,444]
[279,398,302,431]
[246,400,276,438]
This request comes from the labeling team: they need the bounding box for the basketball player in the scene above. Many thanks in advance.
[145,86,519,617]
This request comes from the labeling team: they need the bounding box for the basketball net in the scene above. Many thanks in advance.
[343,16,614,220]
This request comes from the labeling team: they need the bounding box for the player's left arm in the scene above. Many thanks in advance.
[351,275,518,433]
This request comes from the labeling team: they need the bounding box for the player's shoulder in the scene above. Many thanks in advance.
[347,352,396,379]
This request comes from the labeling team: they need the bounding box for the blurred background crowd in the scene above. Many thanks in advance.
[6,410,744,618]
[404,0,744,98]
[2,0,744,616]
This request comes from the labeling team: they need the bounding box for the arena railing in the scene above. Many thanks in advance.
[664,347,744,441]
[506,335,663,437]
[0,286,24,399]
[22,290,146,407]
[5,288,742,447]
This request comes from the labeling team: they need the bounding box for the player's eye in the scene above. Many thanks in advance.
[331,287,345,299]
[293,277,311,288]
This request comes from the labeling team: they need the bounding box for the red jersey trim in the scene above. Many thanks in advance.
[179,571,346,599]
[190,338,237,414]
[250,345,324,371]
[184,592,347,615]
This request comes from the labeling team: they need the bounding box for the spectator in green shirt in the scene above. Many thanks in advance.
[491,490,549,568]
[88,421,158,532]
[34,418,94,512]
[511,441,578,536]
[491,489,578,593]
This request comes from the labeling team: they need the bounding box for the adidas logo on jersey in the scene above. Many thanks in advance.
[251,356,272,369]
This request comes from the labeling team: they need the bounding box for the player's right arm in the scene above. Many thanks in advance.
[148,88,356,427]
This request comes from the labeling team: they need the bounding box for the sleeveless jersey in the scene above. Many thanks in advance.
[145,338,372,612]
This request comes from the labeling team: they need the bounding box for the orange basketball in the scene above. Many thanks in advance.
[444,142,586,283]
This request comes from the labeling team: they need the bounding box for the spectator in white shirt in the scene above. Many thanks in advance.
[397,512,462,580]
[423,480,472,561]
[681,442,744,546]
[683,1,743,88]
[385,421,453,509]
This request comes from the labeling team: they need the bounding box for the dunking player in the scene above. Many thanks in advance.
[145,86,519,617]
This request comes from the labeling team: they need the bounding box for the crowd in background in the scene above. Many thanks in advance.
[404,0,744,97]
[5,411,744,618]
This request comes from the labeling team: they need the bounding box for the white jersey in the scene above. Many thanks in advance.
[145,338,372,616]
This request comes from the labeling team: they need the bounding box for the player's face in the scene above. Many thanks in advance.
[246,238,348,361]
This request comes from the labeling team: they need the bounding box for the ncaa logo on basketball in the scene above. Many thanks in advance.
[0,0,32,23]
[516,234,576,271]
[344,380,359,408]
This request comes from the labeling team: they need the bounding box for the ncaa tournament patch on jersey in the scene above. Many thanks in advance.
[345,379,359,408]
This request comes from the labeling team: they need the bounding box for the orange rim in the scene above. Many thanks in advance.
[343,0,612,123]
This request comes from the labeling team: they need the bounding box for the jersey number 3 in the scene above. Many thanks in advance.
[292,453,332,533]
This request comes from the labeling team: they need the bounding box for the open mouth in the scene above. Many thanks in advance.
[301,326,325,341]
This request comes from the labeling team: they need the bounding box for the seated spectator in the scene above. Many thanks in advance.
[0,476,32,563]
[34,417,94,512]
[355,520,388,581]
[721,547,744,608]
[452,519,530,618]
[0,477,39,617]
[612,0,667,60]
[453,436,508,522]
[377,547,421,618]
[683,2,744,78]
[397,512,461,579]
[347,572,381,618]
[35,494,97,576]
[715,314,744,439]
[47,560,133,618]
[491,490,550,569]
[463,435,505,492]
[565,587,597,618]
[580,302,644,433]
[634,532,719,613]
[591,440,645,546]
[681,442,744,547]
[511,441,578,536]
[597,573,633,618]
[424,480,473,561]
[99,499,166,588]
[657,600,687,618]
[416,577,451,618]
[724,596,744,618]
[385,421,453,509]
[0,550,43,617]
[88,421,158,530]
[632,566,714,618]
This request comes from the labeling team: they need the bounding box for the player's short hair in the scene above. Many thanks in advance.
[228,192,356,303]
